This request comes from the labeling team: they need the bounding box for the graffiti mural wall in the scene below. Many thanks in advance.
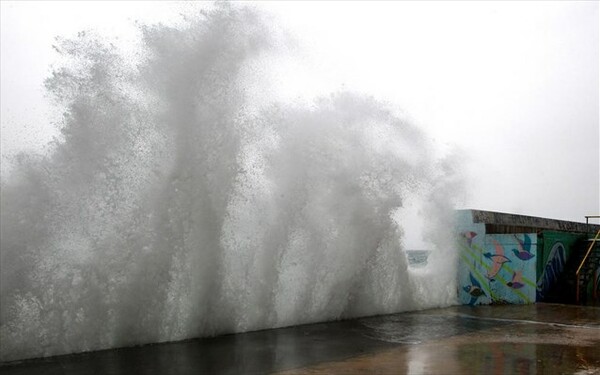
[456,210,599,305]
[535,231,583,301]
[458,233,537,305]
[457,211,537,305]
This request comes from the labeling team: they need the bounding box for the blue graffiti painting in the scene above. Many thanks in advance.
[463,272,486,305]
[536,242,566,300]
[512,234,535,261]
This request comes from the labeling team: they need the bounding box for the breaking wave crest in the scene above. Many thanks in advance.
[0,4,461,361]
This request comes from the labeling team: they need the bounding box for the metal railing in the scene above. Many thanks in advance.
[575,229,600,304]
[585,215,600,234]
[585,215,600,224]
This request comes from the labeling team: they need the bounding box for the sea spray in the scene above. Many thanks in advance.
[0,3,462,361]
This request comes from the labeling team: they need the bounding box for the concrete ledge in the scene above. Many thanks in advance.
[464,209,600,234]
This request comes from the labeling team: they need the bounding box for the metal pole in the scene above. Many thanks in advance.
[595,270,598,301]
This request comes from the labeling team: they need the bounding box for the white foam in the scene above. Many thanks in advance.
[0,3,462,361]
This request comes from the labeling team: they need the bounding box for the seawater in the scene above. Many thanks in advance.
[406,250,431,267]
[0,3,461,362]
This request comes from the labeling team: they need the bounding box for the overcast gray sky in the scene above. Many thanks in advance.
[1,1,599,237]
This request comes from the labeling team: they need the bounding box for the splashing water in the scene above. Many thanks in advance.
[0,4,461,362]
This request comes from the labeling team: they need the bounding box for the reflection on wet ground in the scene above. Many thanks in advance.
[2,303,599,374]
[279,341,600,375]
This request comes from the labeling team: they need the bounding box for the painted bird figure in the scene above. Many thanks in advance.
[512,234,535,261]
[484,239,511,280]
[461,231,477,247]
[463,272,486,305]
[507,270,525,289]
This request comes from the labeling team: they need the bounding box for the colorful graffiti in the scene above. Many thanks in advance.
[457,211,537,304]
[536,242,566,300]
[457,210,597,305]
[535,231,585,301]
[463,272,487,305]
[512,234,535,261]
[484,239,511,280]
[458,232,537,305]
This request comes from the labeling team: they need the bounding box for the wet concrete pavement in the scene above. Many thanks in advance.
[1,303,599,374]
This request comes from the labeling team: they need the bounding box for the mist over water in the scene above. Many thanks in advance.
[0,4,461,361]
